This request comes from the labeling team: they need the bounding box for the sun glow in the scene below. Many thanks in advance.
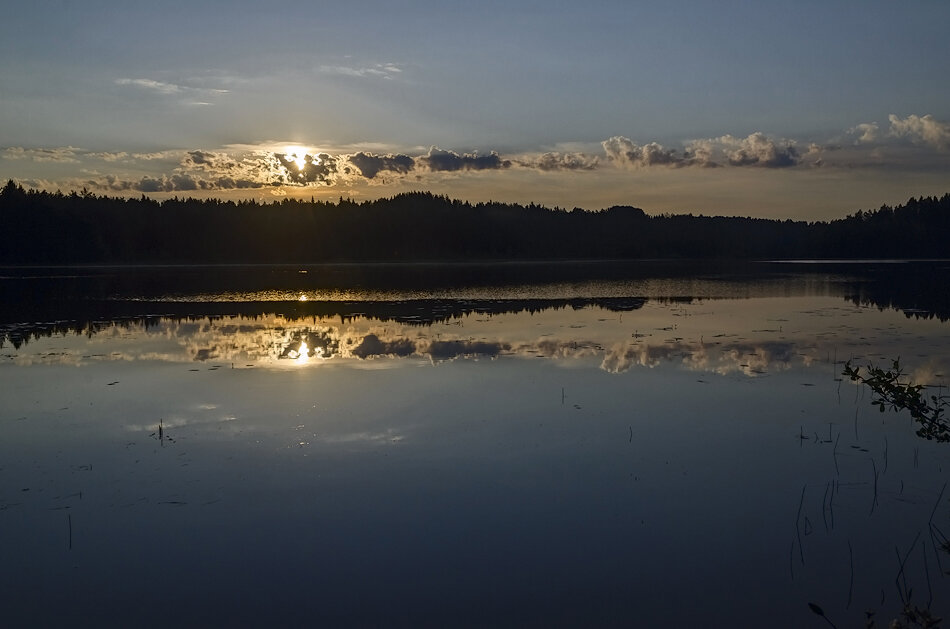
[284,145,314,170]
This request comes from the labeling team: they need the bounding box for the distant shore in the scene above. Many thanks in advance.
[2,182,948,264]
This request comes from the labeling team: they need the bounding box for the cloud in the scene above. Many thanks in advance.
[79,172,267,193]
[277,152,340,185]
[131,151,181,161]
[849,122,880,144]
[603,137,683,168]
[423,340,509,361]
[3,146,80,163]
[347,152,415,179]
[88,151,130,162]
[888,114,950,150]
[604,133,801,169]
[115,78,184,94]
[114,78,229,105]
[74,147,339,192]
[521,151,600,171]
[351,334,416,358]
[719,132,800,168]
[182,150,239,171]
[601,342,682,373]
[347,148,595,179]
[603,137,719,168]
[26,113,950,198]
[419,147,511,172]
[319,63,403,79]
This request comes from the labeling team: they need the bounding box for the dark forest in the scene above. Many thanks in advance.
[1,180,948,263]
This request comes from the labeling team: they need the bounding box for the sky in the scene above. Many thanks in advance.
[1,0,949,220]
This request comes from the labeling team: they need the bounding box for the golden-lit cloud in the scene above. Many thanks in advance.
[517,152,601,171]
[603,133,801,169]
[5,113,950,202]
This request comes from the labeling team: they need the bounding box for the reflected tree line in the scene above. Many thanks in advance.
[1,181,948,263]
[2,279,949,352]
[0,297,648,350]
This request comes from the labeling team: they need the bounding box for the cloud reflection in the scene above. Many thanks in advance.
[4,300,949,386]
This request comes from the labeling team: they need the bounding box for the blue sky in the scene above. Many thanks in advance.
[2,1,949,219]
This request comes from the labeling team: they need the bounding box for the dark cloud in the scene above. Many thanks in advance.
[419,147,511,172]
[169,173,198,190]
[351,334,416,358]
[348,152,415,179]
[85,174,134,191]
[426,340,509,361]
[136,176,169,193]
[182,150,238,171]
[186,150,214,165]
[211,176,265,189]
[103,173,267,193]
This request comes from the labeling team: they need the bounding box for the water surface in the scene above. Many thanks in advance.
[2,261,949,627]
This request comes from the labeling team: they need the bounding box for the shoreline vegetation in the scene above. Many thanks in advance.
[1,180,948,264]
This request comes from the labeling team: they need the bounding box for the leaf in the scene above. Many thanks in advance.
[809,602,826,616]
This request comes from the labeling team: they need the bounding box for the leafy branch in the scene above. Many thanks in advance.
[843,359,949,442]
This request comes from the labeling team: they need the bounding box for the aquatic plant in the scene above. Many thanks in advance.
[843,359,949,442]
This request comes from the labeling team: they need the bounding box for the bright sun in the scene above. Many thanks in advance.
[284,145,310,170]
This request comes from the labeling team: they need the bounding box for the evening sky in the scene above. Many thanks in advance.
[2,1,949,219]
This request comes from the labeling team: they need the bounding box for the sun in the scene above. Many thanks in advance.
[284,145,311,170]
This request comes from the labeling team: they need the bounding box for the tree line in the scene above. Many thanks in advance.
[1,180,948,263]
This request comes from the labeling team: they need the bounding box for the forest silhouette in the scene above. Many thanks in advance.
[1,180,948,263]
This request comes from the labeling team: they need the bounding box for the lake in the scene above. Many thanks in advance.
[2,261,949,627]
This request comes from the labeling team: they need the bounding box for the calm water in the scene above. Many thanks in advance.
[2,261,949,627]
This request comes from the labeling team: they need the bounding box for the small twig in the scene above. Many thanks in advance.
[822,482,830,534]
[923,539,933,609]
[833,432,840,476]
[870,458,879,517]
[797,484,806,566]
[882,436,888,474]
[928,482,946,525]
[895,531,922,605]
[930,523,947,578]
[829,480,835,529]
[847,540,854,609]
[790,540,795,581]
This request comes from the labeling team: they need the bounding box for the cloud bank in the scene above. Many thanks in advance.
[603,132,802,169]
[5,113,948,195]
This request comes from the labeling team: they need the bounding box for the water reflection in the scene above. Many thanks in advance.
[4,297,949,388]
[4,262,950,626]
[278,329,339,360]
